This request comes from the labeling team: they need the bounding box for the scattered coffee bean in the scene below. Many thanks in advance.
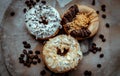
[22,41,27,45]
[41,0,46,5]
[100,53,104,58]
[28,50,33,54]
[20,54,25,58]
[23,8,27,13]
[35,50,40,54]
[92,0,95,6]
[105,23,110,28]
[24,61,27,66]
[24,43,31,48]
[102,38,106,42]
[23,49,27,54]
[96,11,99,14]
[37,58,41,63]
[40,70,46,76]
[34,55,38,59]
[84,70,92,76]
[26,63,31,67]
[19,59,24,63]
[36,0,40,2]
[102,14,106,19]
[97,64,102,68]
[10,11,15,16]
[32,61,37,65]
[99,34,104,39]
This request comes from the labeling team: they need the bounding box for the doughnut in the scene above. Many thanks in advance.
[61,4,99,40]
[25,3,62,39]
[42,35,83,73]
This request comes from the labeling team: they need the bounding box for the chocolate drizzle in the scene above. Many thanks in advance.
[61,5,79,25]
[70,28,91,38]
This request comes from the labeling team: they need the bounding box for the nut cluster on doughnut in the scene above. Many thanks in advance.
[61,4,99,40]
[42,35,83,73]
[25,3,62,39]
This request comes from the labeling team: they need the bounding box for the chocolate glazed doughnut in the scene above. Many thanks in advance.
[61,4,99,40]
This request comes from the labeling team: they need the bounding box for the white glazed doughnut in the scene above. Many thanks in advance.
[42,35,83,73]
[25,3,62,39]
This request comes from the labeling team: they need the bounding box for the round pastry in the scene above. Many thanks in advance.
[25,3,62,39]
[42,35,83,73]
[61,4,99,40]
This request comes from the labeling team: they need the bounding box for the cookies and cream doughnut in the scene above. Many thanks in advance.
[42,35,83,73]
[25,3,62,39]
[61,4,99,40]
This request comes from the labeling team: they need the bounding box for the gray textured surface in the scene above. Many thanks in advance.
[0,0,120,76]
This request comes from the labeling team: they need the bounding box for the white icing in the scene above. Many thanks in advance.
[25,3,62,39]
[43,35,83,73]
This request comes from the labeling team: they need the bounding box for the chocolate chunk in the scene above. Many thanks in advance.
[83,29,89,37]
[70,30,77,37]
[20,54,25,58]
[64,24,70,30]
[102,14,106,19]
[57,48,69,56]
[10,11,15,16]
[41,0,46,4]
[64,13,72,22]
[99,34,104,39]
[97,64,102,68]
[100,53,104,58]
[23,49,27,54]
[92,0,95,6]
[40,70,46,76]
[22,41,27,45]
[37,58,41,63]
[35,50,40,54]
[76,30,82,37]
[105,23,110,28]
[61,17,69,25]
[84,70,92,76]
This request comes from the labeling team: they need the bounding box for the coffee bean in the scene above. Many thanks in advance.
[36,0,40,2]
[84,70,92,76]
[96,11,99,14]
[10,11,15,16]
[24,61,27,66]
[101,8,106,12]
[20,54,25,58]
[40,70,46,76]
[19,59,24,63]
[101,4,106,9]
[37,58,41,63]
[102,38,106,42]
[105,23,110,28]
[34,55,38,59]
[27,63,31,67]
[23,8,27,13]
[35,50,40,54]
[100,53,104,58]
[99,34,104,39]
[97,47,102,52]
[92,0,95,6]
[23,49,27,54]
[97,64,102,68]
[102,14,106,19]
[32,61,37,65]
[28,50,33,54]
[41,0,46,5]
[24,44,31,48]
